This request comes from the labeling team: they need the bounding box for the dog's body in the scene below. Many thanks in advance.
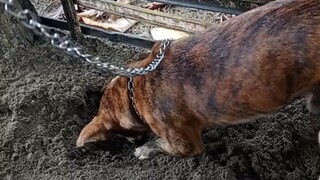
[77,0,320,159]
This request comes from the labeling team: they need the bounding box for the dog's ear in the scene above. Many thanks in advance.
[76,116,111,147]
[150,41,162,57]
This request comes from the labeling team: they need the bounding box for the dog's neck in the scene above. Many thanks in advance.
[102,76,148,131]
[106,41,166,130]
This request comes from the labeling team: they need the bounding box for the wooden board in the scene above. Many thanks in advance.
[77,0,214,33]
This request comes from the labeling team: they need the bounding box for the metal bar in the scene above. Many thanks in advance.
[149,0,245,15]
[61,0,83,41]
[39,16,155,49]
[77,0,214,33]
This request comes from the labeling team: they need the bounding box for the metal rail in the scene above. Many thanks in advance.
[150,0,245,15]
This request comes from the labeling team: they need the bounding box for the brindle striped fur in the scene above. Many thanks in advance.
[77,0,320,158]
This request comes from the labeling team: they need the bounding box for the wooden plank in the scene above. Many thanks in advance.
[61,0,83,41]
[39,16,155,49]
[77,0,214,33]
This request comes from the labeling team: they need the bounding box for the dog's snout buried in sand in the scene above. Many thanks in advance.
[77,0,320,159]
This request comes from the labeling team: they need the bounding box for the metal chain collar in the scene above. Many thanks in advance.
[128,77,147,124]
[0,0,172,77]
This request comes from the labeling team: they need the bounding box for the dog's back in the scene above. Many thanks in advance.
[135,0,320,126]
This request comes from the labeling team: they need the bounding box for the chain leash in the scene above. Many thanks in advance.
[0,0,172,77]
[128,77,147,124]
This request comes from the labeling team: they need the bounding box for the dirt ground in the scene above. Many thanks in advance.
[1,0,320,180]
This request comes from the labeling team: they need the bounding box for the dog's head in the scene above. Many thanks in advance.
[76,41,165,147]
[76,76,149,147]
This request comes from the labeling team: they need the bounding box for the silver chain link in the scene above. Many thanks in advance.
[128,76,146,124]
[0,0,172,77]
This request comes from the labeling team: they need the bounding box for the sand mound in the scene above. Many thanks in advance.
[0,35,319,179]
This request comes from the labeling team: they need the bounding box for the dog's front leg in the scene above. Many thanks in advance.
[134,138,167,160]
[307,83,320,114]
[76,116,112,147]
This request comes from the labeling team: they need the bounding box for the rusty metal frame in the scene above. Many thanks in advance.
[60,0,83,41]
[44,0,254,49]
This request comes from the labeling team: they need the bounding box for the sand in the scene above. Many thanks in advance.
[0,0,320,179]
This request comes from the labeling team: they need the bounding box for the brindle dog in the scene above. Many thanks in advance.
[76,0,320,159]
